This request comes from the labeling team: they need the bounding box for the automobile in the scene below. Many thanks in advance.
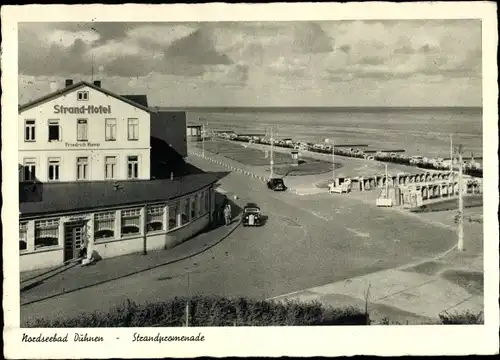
[267,177,287,191]
[242,203,262,227]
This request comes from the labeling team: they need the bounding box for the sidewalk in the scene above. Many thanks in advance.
[20,216,241,306]
[270,248,483,324]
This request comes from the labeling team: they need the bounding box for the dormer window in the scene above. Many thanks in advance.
[77,91,89,101]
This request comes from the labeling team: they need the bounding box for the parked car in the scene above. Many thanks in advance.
[267,177,287,191]
[242,203,262,227]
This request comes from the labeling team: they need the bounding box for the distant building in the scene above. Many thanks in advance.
[18,79,218,272]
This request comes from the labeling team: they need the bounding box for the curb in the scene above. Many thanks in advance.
[21,218,242,307]
[189,150,267,183]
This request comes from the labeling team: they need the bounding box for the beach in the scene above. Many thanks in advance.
[186,107,483,161]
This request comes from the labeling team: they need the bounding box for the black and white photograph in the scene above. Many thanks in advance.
[2,2,498,358]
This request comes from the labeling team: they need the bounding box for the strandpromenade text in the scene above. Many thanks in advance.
[21,332,205,344]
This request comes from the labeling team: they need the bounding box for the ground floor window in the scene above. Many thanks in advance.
[23,158,36,181]
[127,156,139,179]
[48,158,60,181]
[77,157,89,180]
[34,219,59,249]
[204,190,210,213]
[94,212,115,240]
[19,222,28,251]
[169,202,179,229]
[105,156,117,180]
[191,196,197,220]
[181,199,190,225]
[197,192,203,217]
[147,205,164,232]
[121,208,141,236]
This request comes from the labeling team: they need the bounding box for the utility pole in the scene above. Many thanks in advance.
[331,140,336,186]
[449,134,454,177]
[457,144,465,251]
[202,123,205,158]
[269,127,274,179]
[185,271,190,327]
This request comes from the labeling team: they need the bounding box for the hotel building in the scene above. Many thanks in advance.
[19,80,220,272]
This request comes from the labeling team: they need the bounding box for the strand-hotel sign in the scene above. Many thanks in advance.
[54,105,111,114]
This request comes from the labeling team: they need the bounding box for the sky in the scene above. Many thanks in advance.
[18,20,482,107]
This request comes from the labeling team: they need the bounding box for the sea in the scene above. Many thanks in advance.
[181,107,483,161]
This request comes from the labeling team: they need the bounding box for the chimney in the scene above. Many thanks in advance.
[65,79,73,87]
[93,80,102,88]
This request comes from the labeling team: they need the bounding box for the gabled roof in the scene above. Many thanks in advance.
[18,81,153,114]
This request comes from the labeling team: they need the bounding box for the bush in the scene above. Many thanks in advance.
[25,296,369,328]
[439,310,484,325]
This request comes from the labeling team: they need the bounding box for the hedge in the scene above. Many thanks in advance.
[439,310,484,325]
[25,296,369,327]
[25,295,484,327]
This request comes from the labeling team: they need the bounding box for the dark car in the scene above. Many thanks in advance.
[267,177,286,191]
[242,203,262,227]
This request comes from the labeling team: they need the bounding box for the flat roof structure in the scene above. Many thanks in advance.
[20,172,226,217]
[121,94,149,108]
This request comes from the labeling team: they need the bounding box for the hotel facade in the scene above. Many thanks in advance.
[19,80,219,272]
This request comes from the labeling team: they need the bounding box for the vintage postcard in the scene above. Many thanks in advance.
[2,2,499,358]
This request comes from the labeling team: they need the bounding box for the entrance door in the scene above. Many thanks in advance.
[64,222,85,262]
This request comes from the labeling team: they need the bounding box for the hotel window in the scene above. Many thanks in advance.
[169,202,179,230]
[105,156,117,180]
[204,190,210,212]
[191,196,197,219]
[105,118,116,141]
[48,158,60,181]
[94,212,115,240]
[77,119,88,141]
[35,219,59,249]
[121,208,141,236]
[127,156,139,179]
[77,157,89,180]
[23,158,36,181]
[77,91,89,101]
[181,199,190,225]
[127,118,139,140]
[24,120,36,141]
[19,222,28,251]
[147,205,164,232]
[48,120,61,142]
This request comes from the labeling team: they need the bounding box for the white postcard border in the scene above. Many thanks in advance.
[2,2,499,358]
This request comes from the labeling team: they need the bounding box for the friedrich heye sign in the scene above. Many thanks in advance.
[54,105,112,114]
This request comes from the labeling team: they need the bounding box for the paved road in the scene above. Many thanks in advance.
[21,156,457,325]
